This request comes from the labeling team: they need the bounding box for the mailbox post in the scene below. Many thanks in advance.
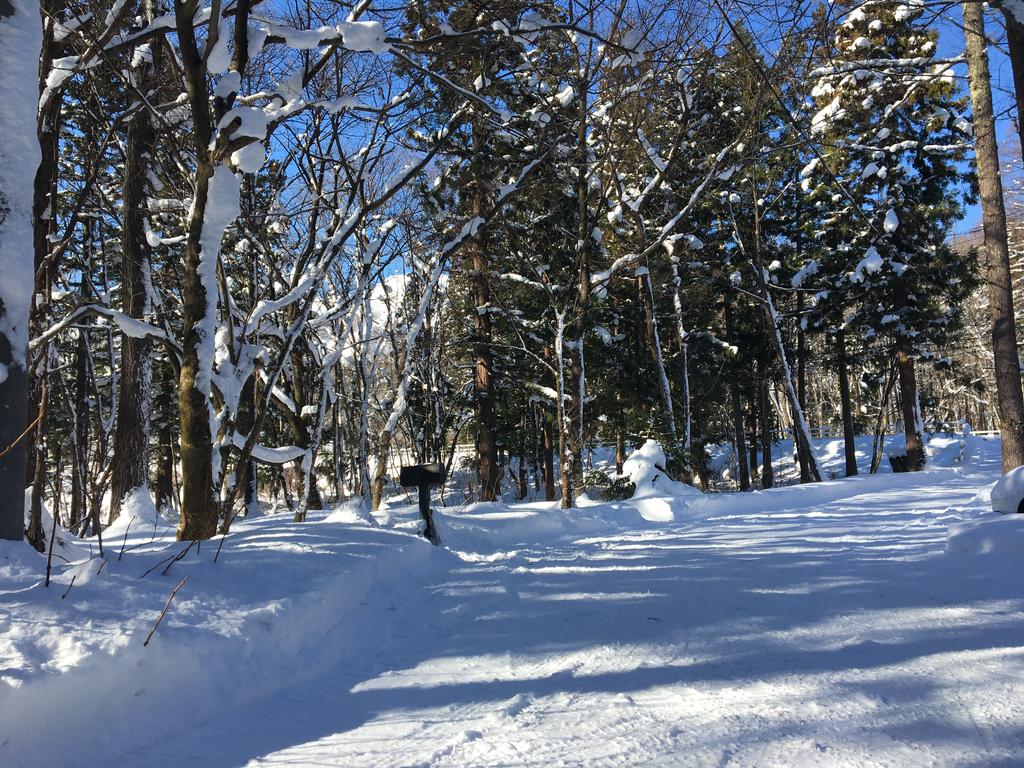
[399,462,444,545]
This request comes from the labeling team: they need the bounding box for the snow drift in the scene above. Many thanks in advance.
[622,439,705,522]
[0,515,443,768]
[946,513,1024,556]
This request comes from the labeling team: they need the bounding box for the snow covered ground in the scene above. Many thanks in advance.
[3,434,1024,767]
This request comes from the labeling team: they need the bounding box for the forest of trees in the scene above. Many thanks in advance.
[2,0,1024,548]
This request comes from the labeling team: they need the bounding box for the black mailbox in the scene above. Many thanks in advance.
[399,463,445,545]
[399,463,445,488]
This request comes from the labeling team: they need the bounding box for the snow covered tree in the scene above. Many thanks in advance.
[805,0,976,471]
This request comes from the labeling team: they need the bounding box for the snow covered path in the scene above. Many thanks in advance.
[131,454,1024,766]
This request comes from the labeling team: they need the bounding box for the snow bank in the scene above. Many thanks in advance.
[622,439,704,522]
[104,487,173,541]
[431,501,621,555]
[926,435,965,468]
[21,489,90,563]
[323,496,378,526]
[989,465,1024,514]
[0,515,442,768]
[946,514,1024,556]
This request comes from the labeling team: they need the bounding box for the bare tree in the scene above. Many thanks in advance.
[963,0,1024,472]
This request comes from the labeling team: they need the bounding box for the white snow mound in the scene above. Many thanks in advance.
[989,465,1024,514]
[946,513,1024,556]
[105,487,173,540]
[622,439,704,522]
[324,497,378,526]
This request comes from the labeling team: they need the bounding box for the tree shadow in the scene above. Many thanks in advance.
[124,469,1024,766]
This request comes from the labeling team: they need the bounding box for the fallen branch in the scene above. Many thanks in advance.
[0,412,41,460]
[143,575,189,647]
[118,516,136,561]
[61,575,77,599]
[140,540,196,579]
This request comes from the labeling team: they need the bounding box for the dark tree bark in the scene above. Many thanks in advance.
[759,373,774,489]
[569,74,594,495]
[109,14,158,521]
[731,391,750,491]
[517,424,528,501]
[25,0,65,550]
[237,375,258,515]
[173,0,253,539]
[0,0,38,541]
[896,333,926,471]
[70,329,89,529]
[542,411,555,502]
[0,334,28,541]
[176,156,219,540]
[155,420,175,514]
[797,291,807,412]
[836,330,858,477]
[285,349,323,518]
[748,192,818,483]
[468,117,499,502]
[964,1,1024,472]
[614,424,625,476]
[998,3,1024,156]
[724,297,750,490]
[747,399,759,482]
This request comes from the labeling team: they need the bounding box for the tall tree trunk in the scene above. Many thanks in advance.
[468,117,499,502]
[797,291,807,412]
[173,0,252,538]
[109,20,158,521]
[759,371,774,489]
[614,419,625,476]
[836,330,858,477]
[542,411,555,501]
[70,330,89,529]
[748,398,759,482]
[554,313,573,507]
[174,0,217,539]
[668,256,692,464]
[640,272,678,446]
[999,4,1024,159]
[964,1,1024,472]
[517,420,528,500]
[730,389,750,490]
[469,261,497,498]
[236,374,259,516]
[794,202,811,485]
[765,296,820,483]
[896,333,926,471]
[155,420,175,513]
[369,444,388,513]
[26,0,64,550]
[748,195,819,482]
[724,297,750,490]
[691,405,710,491]
[0,0,41,540]
[568,72,594,495]
[176,159,219,540]
[870,363,896,474]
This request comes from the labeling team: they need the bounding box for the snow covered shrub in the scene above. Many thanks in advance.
[584,470,636,501]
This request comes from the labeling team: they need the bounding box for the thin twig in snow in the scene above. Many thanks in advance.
[143,575,189,647]
[118,515,136,561]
